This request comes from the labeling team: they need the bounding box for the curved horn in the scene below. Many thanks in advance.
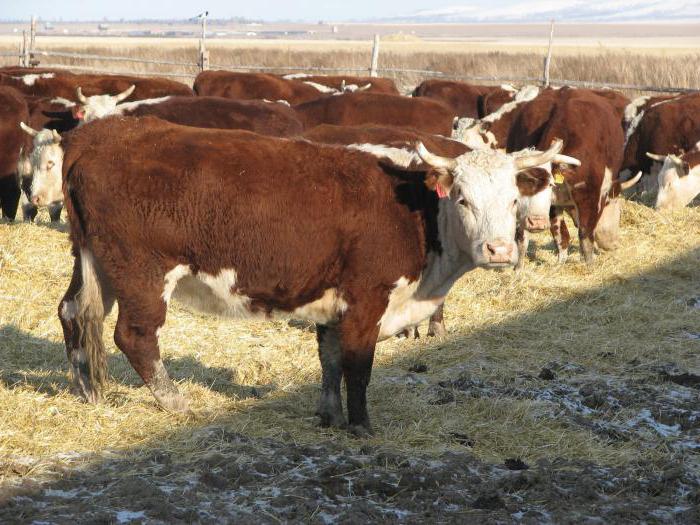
[340,79,346,90]
[645,152,666,162]
[115,84,136,102]
[514,139,564,170]
[76,86,87,104]
[416,142,457,171]
[19,121,38,137]
[668,154,684,168]
[51,129,62,144]
[553,154,581,167]
[620,171,642,191]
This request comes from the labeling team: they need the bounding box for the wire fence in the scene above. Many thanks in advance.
[7,16,700,95]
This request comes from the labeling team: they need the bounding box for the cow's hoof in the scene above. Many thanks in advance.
[70,369,102,405]
[557,252,569,264]
[427,322,447,338]
[347,424,374,438]
[317,410,347,429]
[154,391,191,414]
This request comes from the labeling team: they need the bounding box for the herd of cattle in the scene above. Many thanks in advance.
[0,66,698,434]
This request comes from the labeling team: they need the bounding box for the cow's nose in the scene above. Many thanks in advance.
[484,240,514,263]
[526,215,549,232]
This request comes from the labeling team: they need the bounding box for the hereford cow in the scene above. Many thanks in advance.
[194,70,335,104]
[412,79,517,119]
[282,74,399,95]
[621,93,700,193]
[0,86,29,220]
[58,115,558,434]
[294,92,455,136]
[0,72,193,100]
[647,145,700,210]
[510,89,640,263]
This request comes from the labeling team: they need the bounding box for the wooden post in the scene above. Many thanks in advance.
[198,12,209,72]
[369,34,380,77]
[22,30,29,67]
[29,15,37,67]
[543,19,555,87]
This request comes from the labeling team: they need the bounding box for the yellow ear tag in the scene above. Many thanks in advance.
[554,172,566,184]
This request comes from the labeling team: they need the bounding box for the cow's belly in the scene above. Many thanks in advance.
[164,265,348,324]
[377,277,444,340]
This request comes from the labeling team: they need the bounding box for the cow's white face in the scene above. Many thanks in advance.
[655,156,700,211]
[433,148,550,268]
[27,130,64,207]
[79,94,122,122]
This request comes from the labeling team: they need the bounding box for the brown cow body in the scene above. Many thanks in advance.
[0,86,29,220]
[295,92,455,136]
[57,116,552,433]
[0,72,193,100]
[412,80,515,118]
[194,70,330,104]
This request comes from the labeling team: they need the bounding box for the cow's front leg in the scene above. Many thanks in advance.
[550,207,570,264]
[315,324,345,428]
[48,202,63,222]
[427,303,446,337]
[515,225,529,271]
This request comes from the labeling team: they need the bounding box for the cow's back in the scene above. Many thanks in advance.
[194,71,325,105]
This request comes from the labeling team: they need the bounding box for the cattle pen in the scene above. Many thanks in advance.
[1,15,700,525]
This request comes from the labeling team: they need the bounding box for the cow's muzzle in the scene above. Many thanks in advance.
[483,240,515,264]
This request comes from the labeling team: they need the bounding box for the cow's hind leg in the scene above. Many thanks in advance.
[316,324,345,428]
[550,207,571,264]
[59,253,114,403]
[113,285,188,413]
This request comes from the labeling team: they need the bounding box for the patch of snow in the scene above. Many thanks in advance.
[628,409,681,437]
[43,488,81,499]
[116,510,146,524]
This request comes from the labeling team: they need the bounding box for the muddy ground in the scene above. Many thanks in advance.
[1,360,698,524]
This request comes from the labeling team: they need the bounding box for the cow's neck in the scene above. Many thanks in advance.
[678,172,700,206]
[416,200,474,299]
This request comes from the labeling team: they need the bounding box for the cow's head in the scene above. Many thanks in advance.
[650,151,700,211]
[19,123,64,208]
[73,85,135,122]
[417,139,567,268]
[452,118,496,150]
[511,151,581,232]
[592,169,642,251]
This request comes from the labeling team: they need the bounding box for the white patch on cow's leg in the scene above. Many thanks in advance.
[316,325,345,428]
[162,264,191,304]
[60,300,78,321]
[147,359,189,413]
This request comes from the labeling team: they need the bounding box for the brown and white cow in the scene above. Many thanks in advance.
[0,72,193,100]
[621,93,700,193]
[412,80,518,119]
[294,92,455,136]
[511,89,641,263]
[58,115,557,434]
[0,86,29,220]
[194,70,335,104]
[647,145,700,210]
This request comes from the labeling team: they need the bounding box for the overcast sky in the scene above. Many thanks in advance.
[3,0,499,22]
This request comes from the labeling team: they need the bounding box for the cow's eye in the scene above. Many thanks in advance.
[46,160,54,169]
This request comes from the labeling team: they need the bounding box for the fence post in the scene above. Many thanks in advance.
[21,30,29,67]
[369,34,380,77]
[542,19,555,87]
[29,15,36,67]
[198,11,209,72]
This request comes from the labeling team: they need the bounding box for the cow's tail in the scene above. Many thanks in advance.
[63,159,108,395]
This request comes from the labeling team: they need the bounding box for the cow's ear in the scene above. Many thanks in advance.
[424,169,454,196]
[516,167,550,197]
[71,105,85,121]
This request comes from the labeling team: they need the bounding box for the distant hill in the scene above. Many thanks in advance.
[384,1,700,23]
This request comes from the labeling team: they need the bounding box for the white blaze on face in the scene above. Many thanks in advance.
[114,96,171,116]
[655,157,700,211]
[444,149,522,266]
[80,94,123,122]
[28,129,64,207]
